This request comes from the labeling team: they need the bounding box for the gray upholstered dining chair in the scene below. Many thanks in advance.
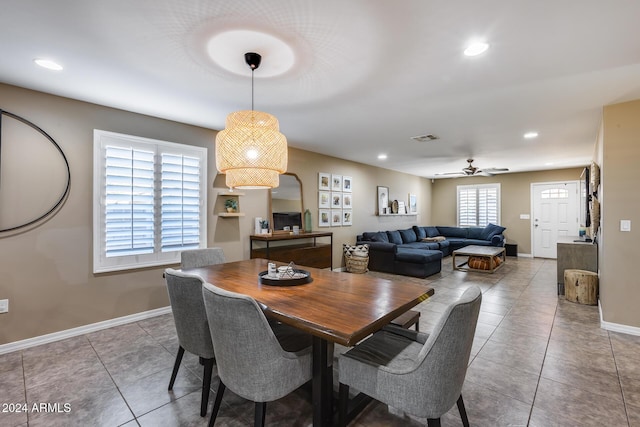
[164,269,215,417]
[338,285,482,427]
[201,282,313,427]
[180,247,226,269]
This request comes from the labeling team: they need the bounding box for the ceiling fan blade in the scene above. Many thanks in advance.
[434,171,465,176]
[482,167,509,173]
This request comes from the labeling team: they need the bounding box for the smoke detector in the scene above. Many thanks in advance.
[411,134,439,142]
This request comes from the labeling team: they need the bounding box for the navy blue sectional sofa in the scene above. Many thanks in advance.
[356,224,506,278]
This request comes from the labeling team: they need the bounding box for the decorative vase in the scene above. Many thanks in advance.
[304,209,312,232]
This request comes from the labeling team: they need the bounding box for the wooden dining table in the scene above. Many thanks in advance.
[182,258,434,427]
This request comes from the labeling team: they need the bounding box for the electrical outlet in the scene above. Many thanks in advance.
[0,299,8,313]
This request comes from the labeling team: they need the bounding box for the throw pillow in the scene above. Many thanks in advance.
[480,223,506,240]
[343,243,369,257]
[386,230,403,245]
[399,228,418,243]
[413,226,427,239]
[369,232,389,243]
[425,226,440,238]
[421,236,446,242]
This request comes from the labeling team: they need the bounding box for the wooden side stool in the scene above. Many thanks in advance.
[564,269,598,305]
[390,310,421,331]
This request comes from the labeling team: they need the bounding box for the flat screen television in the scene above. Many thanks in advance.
[580,166,591,228]
[272,212,302,231]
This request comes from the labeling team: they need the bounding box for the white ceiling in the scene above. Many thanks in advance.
[2,0,640,178]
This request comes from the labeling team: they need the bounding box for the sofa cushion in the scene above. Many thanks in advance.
[413,226,427,240]
[396,248,443,263]
[464,239,492,246]
[369,232,389,243]
[425,226,440,238]
[481,223,506,240]
[387,230,403,245]
[402,241,440,250]
[361,231,378,241]
[399,228,418,243]
[437,226,468,238]
[467,227,484,239]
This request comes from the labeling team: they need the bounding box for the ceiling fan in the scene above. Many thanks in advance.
[436,159,509,177]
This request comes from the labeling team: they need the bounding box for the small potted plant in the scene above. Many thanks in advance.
[259,219,269,234]
[224,198,238,213]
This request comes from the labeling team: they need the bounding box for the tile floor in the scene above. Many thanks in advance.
[2,256,640,426]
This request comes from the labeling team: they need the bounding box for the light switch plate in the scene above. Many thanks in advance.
[520,214,531,220]
[0,299,8,313]
[621,220,631,232]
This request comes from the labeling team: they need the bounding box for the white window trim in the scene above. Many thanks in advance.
[457,183,501,227]
[93,130,207,273]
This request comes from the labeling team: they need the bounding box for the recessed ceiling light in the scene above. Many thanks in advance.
[34,58,63,71]
[464,41,489,57]
[377,154,387,160]
[545,162,554,166]
[524,132,539,139]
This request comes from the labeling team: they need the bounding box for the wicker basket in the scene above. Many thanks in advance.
[343,243,370,274]
[345,254,369,273]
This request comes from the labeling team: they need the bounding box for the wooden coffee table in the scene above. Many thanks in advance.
[453,245,506,273]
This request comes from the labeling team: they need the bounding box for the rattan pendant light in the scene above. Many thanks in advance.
[215,52,287,189]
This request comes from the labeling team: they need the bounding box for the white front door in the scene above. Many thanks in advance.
[531,181,579,258]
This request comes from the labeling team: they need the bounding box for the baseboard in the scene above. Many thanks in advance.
[599,302,640,336]
[0,306,171,355]
[517,253,533,258]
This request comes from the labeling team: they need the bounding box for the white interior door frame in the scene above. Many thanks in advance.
[530,180,580,258]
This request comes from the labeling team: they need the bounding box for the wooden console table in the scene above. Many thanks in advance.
[557,236,597,295]
[250,231,333,269]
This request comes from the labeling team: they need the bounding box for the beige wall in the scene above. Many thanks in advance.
[0,83,432,344]
[431,168,583,254]
[599,99,640,328]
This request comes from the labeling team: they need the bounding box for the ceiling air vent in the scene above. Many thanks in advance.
[410,134,439,142]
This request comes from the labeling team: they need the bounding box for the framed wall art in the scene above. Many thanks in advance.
[377,186,389,215]
[331,209,342,226]
[331,174,342,191]
[319,209,330,227]
[319,191,331,208]
[318,172,330,190]
[331,192,343,208]
[342,210,353,226]
[409,193,417,213]
[342,176,352,192]
[343,193,352,209]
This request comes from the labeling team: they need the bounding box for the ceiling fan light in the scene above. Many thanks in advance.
[524,131,539,139]
[464,41,489,57]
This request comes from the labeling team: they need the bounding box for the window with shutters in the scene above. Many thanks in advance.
[93,130,207,273]
[457,183,501,227]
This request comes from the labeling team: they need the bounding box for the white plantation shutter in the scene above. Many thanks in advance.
[458,188,477,227]
[160,153,201,252]
[457,184,500,227]
[104,146,155,257]
[94,130,207,273]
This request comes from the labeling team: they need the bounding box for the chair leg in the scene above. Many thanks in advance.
[457,394,470,427]
[200,358,214,417]
[254,401,266,427]
[427,418,441,427]
[168,346,185,390]
[208,381,226,427]
[338,383,349,427]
